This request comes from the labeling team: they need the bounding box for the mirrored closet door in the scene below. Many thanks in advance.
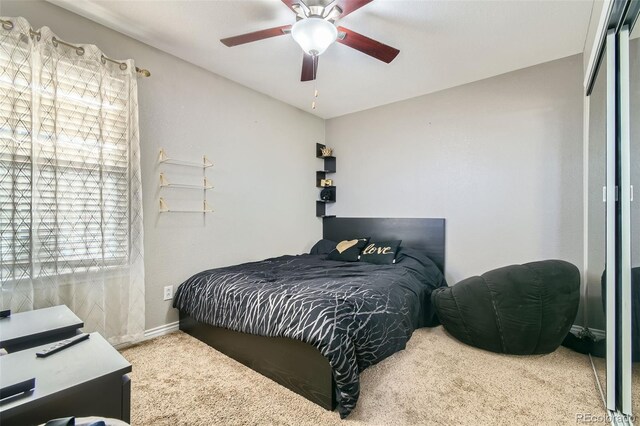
[585,1,640,420]
[625,17,639,416]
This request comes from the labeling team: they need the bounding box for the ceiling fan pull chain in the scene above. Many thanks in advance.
[312,87,318,109]
[312,54,318,110]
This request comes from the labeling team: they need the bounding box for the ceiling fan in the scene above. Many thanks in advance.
[220,0,400,82]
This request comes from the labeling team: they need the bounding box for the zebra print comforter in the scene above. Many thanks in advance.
[173,248,446,418]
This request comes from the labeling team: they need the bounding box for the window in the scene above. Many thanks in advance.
[0,38,130,282]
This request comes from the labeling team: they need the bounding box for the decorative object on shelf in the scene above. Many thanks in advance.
[158,148,213,213]
[320,187,335,201]
[316,143,336,218]
[320,146,333,157]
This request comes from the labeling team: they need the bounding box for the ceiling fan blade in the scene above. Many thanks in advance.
[336,26,399,63]
[301,54,318,81]
[220,25,292,47]
[334,0,374,18]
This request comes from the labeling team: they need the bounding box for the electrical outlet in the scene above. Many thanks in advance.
[163,285,173,301]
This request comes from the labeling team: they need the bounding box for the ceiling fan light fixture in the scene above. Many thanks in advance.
[291,17,338,56]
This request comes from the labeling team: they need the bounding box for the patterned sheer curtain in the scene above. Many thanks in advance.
[0,17,145,345]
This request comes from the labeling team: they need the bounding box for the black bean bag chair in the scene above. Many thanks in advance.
[431,260,580,355]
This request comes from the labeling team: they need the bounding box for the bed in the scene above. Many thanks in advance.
[174,217,446,418]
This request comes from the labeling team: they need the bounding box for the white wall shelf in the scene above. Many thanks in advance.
[159,173,213,190]
[159,198,213,213]
[158,149,213,213]
[159,148,213,168]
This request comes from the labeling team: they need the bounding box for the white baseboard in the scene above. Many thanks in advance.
[113,321,180,350]
[144,320,180,340]
[571,325,606,340]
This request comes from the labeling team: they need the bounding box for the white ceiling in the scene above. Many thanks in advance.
[49,0,596,119]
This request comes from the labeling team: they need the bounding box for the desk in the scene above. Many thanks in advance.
[0,332,131,425]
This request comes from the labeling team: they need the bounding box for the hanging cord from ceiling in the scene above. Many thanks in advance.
[312,54,318,110]
[0,18,151,78]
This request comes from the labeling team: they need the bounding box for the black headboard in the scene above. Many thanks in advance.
[322,217,446,273]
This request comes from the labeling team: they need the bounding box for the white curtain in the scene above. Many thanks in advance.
[0,17,145,345]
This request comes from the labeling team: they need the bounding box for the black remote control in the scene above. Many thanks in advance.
[0,309,10,318]
[36,333,90,358]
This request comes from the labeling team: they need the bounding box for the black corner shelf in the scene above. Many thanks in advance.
[316,201,337,218]
[321,157,336,173]
[316,143,336,218]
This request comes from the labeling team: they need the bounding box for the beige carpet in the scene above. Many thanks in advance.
[120,327,605,425]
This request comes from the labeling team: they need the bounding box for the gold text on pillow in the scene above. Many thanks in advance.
[363,244,393,255]
[336,239,359,254]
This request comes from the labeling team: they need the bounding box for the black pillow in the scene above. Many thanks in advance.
[327,238,369,262]
[309,239,337,255]
[360,240,402,265]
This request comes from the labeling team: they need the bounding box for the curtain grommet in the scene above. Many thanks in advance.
[1,20,14,31]
[76,47,84,56]
[119,63,128,71]
[30,30,41,41]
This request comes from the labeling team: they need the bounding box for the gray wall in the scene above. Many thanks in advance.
[2,0,324,330]
[325,55,584,290]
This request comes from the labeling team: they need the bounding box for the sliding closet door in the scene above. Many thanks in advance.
[625,21,639,415]
[604,31,618,413]
[586,2,640,416]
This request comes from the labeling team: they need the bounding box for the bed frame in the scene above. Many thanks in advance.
[179,217,445,411]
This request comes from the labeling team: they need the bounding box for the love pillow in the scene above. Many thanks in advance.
[360,240,402,265]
